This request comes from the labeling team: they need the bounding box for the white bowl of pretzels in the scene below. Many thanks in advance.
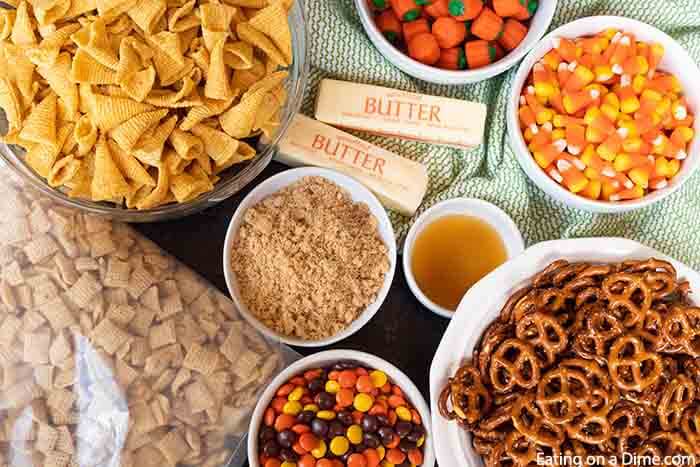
[429,238,700,467]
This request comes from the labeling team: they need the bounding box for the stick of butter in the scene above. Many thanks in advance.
[314,79,487,149]
[275,114,428,216]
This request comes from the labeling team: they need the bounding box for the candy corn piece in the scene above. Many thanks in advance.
[556,159,589,193]
[562,88,599,115]
[609,184,644,201]
[649,177,668,190]
[565,123,585,155]
[581,179,602,199]
[646,42,664,77]
[552,37,578,62]
[532,139,566,168]
[532,63,557,99]
[564,64,595,92]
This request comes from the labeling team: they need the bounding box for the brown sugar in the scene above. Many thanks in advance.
[230,176,390,340]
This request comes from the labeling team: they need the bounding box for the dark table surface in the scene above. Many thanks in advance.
[135,160,451,406]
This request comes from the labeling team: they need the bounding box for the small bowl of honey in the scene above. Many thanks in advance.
[403,199,525,318]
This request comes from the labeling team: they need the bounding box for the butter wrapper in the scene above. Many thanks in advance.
[314,79,487,149]
[275,114,428,216]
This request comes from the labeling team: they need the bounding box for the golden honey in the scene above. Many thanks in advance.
[410,215,507,311]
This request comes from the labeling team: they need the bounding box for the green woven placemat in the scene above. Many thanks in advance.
[298,0,700,267]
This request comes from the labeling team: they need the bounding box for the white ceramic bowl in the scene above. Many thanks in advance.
[429,237,700,466]
[354,0,556,85]
[403,198,524,318]
[248,349,436,467]
[507,16,700,213]
[223,167,397,347]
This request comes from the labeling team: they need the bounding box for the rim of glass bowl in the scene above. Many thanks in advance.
[0,0,309,222]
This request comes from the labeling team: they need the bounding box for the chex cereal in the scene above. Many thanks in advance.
[0,173,286,467]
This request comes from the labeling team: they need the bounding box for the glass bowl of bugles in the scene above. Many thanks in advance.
[0,0,307,222]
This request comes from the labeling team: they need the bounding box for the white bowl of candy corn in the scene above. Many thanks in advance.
[507,16,700,213]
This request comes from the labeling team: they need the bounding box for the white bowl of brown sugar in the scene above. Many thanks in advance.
[223,167,397,347]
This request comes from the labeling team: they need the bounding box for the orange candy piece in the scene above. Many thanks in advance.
[364,448,381,467]
[348,453,368,467]
[299,433,319,452]
[298,454,316,467]
[338,370,358,388]
[386,448,406,464]
[432,16,467,48]
[274,414,296,432]
[356,375,374,393]
[407,32,441,65]
[336,388,355,407]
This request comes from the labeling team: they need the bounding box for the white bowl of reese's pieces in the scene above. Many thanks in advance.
[223,167,397,347]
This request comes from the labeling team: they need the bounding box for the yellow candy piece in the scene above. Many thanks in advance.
[303,404,319,413]
[632,75,647,95]
[655,157,672,178]
[603,92,620,109]
[381,461,395,467]
[618,120,638,138]
[594,64,614,82]
[370,370,388,388]
[657,97,672,117]
[584,106,602,125]
[281,462,296,467]
[347,424,363,444]
[417,435,425,448]
[377,445,386,460]
[354,393,374,412]
[600,102,619,122]
[585,126,604,144]
[288,387,304,402]
[581,179,602,199]
[628,167,650,188]
[551,129,566,141]
[613,153,633,172]
[602,28,618,40]
[534,82,556,99]
[533,151,551,169]
[622,137,642,153]
[584,167,600,180]
[641,89,662,102]
[330,436,350,456]
[602,180,620,200]
[316,410,336,420]
[325,380,340,394]
[668,159,681,177]
[535,108,554,125]
[620,94,640,114]
[396,406,412,422]
[311,439,327,458]
[282,400,302,416]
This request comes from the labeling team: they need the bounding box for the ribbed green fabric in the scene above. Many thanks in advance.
[300,0,700,267]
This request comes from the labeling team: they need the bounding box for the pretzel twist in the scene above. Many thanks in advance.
[657,375,696,431]
[608,335,663,392]
[511,393,565,447]
[489,339,542,393]
[602,273,652,329]
[536,367,591,424]
[516,312,569,366]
